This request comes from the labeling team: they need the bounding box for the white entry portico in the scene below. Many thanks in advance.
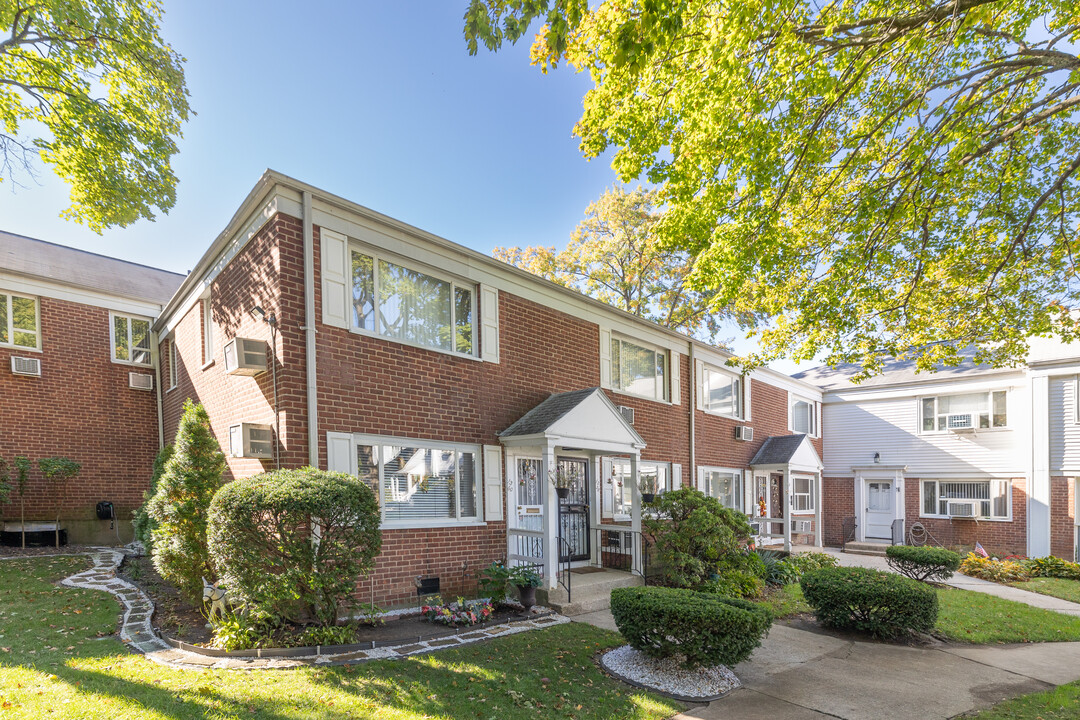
[852,465,907,543]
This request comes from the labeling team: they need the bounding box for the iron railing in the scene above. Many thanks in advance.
[841,517,857,550]
[556,536,572,603]
[593,525,650,583]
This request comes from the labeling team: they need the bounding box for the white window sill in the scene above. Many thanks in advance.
[0,344,42,353]
[382,520,487,530]
[165,385,178,394]
[348,326,482,362]
[919,427,1012,436]
[201,359,215,370]
[919,514,1012,522]
[702,409,745,421]
[111,359,154,368]
[608,386,672,406]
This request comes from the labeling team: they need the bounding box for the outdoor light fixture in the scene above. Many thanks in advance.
[874,452,881,463]
[249,305,265,322]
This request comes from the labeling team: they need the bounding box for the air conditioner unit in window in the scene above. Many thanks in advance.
[618,405,635,425]
[10,356,40,377]
[223,338,268,376]
[128,372,153,391]
[735,426,754,442]
[947,501,977,518]
[229,423,273,459]
[795,520,813,533]
[947,413,974,431]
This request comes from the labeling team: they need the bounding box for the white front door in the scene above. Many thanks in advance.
[865,480,894,540]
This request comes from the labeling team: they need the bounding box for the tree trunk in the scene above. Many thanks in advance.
[20,496,25,549]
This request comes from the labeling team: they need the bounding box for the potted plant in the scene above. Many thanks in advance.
[549,464,580,500]
[38,457,80,548]
[508,565,542,613]
[640,474,658,503]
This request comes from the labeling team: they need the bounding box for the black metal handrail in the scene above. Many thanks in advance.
[841,517,857,550]
[593,526,649,584]
[556,536,572,604]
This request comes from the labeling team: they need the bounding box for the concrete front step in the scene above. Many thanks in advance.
[844,541,891,556]
[538,569,643,616]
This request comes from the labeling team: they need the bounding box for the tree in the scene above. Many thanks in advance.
[495,186,727,340]
[1,1,190,231]
[12,456,29,548]
[38,456,80,548]
[147,400,225,602]
[131,443,173,550]
[465,0,1080,377]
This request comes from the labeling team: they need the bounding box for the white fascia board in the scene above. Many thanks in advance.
[749,368,825,399]
[825,374,1028,404]
[1028,362,1080,378]
[0,272,164,317]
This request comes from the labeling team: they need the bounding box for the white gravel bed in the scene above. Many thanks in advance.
[600,644,740,701]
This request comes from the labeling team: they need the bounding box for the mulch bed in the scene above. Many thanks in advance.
[117,553,534,649]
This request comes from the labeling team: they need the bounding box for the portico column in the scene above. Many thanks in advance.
[542,444,559,590]
[630,453,642,574]
[783,470,792,552]
[814,472,823,548]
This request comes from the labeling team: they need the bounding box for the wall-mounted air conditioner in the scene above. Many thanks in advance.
[618,405,635,425]
[795,520,813,533]
[224,338,268,376]
[128,372,153,390]
[10,356,40,377]
[947,413,974,431]
[735,426,754,442]
[947,501,977,518]
[229,423,273,459]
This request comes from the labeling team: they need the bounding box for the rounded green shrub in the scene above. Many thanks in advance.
[208,467,381,627]
[886,545,962,583]
[610,586,773,668]
[800,566,938,639]
[785,551,839,575]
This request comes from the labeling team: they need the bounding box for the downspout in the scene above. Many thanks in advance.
[688,343,695,488]
[303,191,320,468]
[152,330,164,448]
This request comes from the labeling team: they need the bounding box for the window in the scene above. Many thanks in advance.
[168,341,178,389]
[202,297,214,364]
[351,248,475,355]
[702,366,742,418]
[920,391,1007,432]
[921,479,1009,519]
[609,459,670,517]
[700,467,743,511]
[610,336,668,401]
[355,436,480,526]
[0,291,39,349]
[111,313,151,365]
[791,397,817,436]
[792,475,815,512]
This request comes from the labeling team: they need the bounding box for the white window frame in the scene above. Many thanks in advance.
[0,290,40,351]
[109,312,153,366]
[699,466,744,512]
[348,242,479,359]
[700,364,743,419]
[609,334,670,403]
[201,296,215,366]
[609,458,671,519]
[353,433,484,529]
[919,479,1011,521]
[919,390,1008,434]
[792,475,815,513]
[168,340,178,390]
[789,396,818,437]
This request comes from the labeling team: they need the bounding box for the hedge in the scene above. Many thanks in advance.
[610,586,773,668]
[800,566,938,639]
[885,545,962,583]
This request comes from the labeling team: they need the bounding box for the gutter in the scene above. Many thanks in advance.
[303,191,319,467]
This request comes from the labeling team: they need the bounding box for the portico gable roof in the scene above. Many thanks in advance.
[498,387,646,454]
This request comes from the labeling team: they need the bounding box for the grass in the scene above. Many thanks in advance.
[757,583,811,618]
[965,679,1080,719]
[0,556,682,719]
[935,586,1080,643]
[1008,577,1080,605]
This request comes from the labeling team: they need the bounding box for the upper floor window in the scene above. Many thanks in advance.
[610,336,668,401]
[702,366,742,418]
[111,313,151,365]
[791,397,817,436]
[0,292,39,349]
[351,248,475,356]
[168,340,178,389]
[700,467,743,512]
[920,391,1006,432]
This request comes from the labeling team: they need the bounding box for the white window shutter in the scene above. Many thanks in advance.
[480,286,500,363]
[326,432,354,474]
[483,445,504,521]
[695,360,705,410]
[743,375,752,421]
[696,466,706,492]
[321,229,349,329]
[670,352,681,404]
[672,463,682,490]
[602,458,613,514]
[599,328,612,387]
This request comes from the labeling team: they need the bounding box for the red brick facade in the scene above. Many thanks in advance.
[902,478,1029,557]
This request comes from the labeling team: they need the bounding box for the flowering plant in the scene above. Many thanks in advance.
[549,464,581,490]
[421,597,495,626]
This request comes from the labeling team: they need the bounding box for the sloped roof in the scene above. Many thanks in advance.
[750,434,809,465]
[0,230,185,305]
[792,355,1020,392]
[499,388,602,437]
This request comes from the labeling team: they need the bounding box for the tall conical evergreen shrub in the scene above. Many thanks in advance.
[132,444,174,551]
[147,400,225,602]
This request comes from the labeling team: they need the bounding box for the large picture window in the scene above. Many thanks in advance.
[0,291,39,349]
[700,467,742,511]
[608,459,670,517]
[921,479,1009,519]
[351,249,475,355]
[610,336,668,401]
[702,366,742,418]
[111,313,151,365]
[920,391,1007,432]
[355,437,480,526]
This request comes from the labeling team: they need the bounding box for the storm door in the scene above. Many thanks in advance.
[557,458,590,562]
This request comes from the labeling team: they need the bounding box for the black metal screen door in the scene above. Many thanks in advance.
[557,458,590,562]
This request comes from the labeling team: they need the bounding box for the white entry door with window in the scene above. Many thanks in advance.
[865,480,894,539]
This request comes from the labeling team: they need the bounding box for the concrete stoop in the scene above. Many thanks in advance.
[843,541,891,557]
[538,569,644,616]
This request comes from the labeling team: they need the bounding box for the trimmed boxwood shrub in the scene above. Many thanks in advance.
[800,567,938,639]
[610,586,773,668]
[886,545,962,583]
[208,467,381,627]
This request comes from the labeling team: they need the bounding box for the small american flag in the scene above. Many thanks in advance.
[974,541,989,558]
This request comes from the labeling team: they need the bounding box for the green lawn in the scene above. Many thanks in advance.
[935,586,1080,644]
[965,679,1080,719]
[757,584,811,619]
[1008,578,1080,605]
[0,556,681,719]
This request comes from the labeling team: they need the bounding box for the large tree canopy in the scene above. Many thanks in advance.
[0,0,190,231]
[466,0,1080,376]
[495,186,727,340]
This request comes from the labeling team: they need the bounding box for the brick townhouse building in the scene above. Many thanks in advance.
[2,170,827,607]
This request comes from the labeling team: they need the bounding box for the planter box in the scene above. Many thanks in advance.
[1,522,67,547]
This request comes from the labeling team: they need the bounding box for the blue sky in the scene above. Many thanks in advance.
[0,1,807,372]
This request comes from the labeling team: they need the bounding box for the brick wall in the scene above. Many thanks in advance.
[1051,476,1076,560]
[0,296,159,542]
[903,477,1028,557]
[822,477,854,546]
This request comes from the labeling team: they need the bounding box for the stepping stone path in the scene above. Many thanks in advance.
[57,547,570,671]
